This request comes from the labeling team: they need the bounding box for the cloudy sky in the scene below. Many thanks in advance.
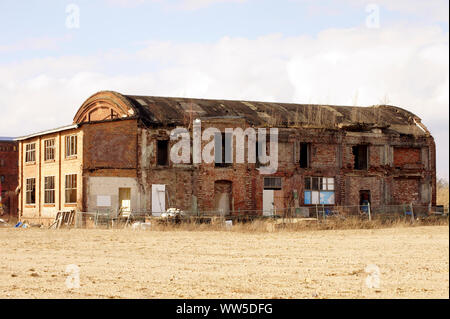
[0,0,448,178]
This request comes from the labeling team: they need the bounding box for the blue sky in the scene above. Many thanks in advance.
[0,0,449,178]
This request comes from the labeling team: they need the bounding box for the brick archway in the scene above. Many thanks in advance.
[73,91,137,124]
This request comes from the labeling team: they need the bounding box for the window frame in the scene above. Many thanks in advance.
[65,135,77,158]
[25,143,36,163]
[26,177,36,204]
[304,176,335,205]
[263,177,282,190]
[64,174,77,204]
[44,176,55,204]
[44,138,56,161]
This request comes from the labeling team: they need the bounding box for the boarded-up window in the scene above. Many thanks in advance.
[25,143,36,163]
[157,140,169,166]
[65,174,77,204]
[393,147,421,167]
[304,177,335,205]
[26,178,36,204]
[65,135,77,157]
[44,139,55,161]
[44,176,55,204]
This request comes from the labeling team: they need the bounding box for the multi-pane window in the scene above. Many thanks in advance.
[304,177,335,205]
[44,139,55,161]
[25,143,36,163]
[26,178,36,204]
[44,176,55,204]
[65,135,77,158]
[65,174,77,204]
[263,177,282,190]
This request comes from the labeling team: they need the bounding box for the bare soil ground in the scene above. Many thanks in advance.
[0,225,448,298]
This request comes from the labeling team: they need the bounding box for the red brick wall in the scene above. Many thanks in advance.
[394,147,421,166]
[134,122,436,213]
[392,178,420,204]
[83,119,138,170]
[311,143,337,168]
[0,141,18,216]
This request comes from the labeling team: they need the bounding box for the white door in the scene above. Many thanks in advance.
[152,184,166,216]
[263,189,274,216]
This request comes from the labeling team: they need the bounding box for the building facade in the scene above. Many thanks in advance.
[16,91,436,224]
[0,138,18,217]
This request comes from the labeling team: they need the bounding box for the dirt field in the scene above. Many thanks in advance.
[0,225,448,299]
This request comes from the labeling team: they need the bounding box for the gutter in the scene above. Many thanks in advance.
[14,124,78,141]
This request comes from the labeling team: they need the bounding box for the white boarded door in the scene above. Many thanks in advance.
[263,189,274,216]
[152,184,166,216]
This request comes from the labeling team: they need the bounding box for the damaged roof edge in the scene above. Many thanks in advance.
[68,91,432,136]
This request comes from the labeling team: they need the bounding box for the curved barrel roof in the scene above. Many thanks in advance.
[73,91,430,136]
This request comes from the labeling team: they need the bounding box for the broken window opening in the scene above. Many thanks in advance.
[215,132,232,167]
[256,133,270,168]
[352,145,368,170]
[299,142,310,168]
[26,178,36,204]
[157,140,169,166]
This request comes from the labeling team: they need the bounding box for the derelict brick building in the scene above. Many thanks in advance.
[0,137,18,217]
[16,91,436,224]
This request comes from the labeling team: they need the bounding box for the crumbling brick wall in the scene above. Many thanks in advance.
[0,141,18,216]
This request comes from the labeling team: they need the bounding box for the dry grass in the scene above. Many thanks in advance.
[142,215,449,233]
[0,225,448,299]
[437,186,449,206]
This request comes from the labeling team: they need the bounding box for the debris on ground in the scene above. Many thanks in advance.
[131,222,152,230]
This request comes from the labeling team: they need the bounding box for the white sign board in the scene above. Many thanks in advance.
[97,195,111,207]
[152,184,166,216]
[263,189,274,216]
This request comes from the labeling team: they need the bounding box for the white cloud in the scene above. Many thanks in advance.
[104,0,246,10]
[0,36,71,53]
[0,25,448,177]
[296,0,449,23]
[174,0,246,10]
